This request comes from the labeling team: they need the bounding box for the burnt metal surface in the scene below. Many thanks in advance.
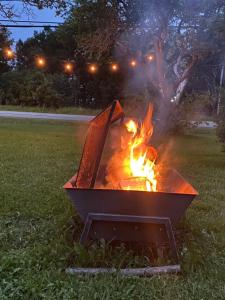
[64,168,198,225]
[75,100,124,189]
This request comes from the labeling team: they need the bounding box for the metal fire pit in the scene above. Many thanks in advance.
[64,101,198,275]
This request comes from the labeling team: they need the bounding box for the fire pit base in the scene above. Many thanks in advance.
[80,213,179,263]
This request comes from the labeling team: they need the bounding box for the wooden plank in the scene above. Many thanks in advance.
[66,265,181,276]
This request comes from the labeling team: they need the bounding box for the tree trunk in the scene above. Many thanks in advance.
[173,78,188,103]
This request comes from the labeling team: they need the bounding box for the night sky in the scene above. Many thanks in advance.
[3,2,64,43]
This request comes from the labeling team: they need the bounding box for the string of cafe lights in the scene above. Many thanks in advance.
[4,48,222,74]
[3,47,155,74]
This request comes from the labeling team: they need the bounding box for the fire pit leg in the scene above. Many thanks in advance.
[164,218,179,263]
[80,214,94,245]
[80,213,179,263]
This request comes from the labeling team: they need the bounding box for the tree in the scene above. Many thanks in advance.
[15,15,124,107]
[0,26,12,74]
[0,70,76,107]
[16,25,77,72]
[70,0,225,128]
[8,0,225,115]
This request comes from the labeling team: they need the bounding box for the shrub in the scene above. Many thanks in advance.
[166,93,215,134]
[0,70,78,108]
[180,93,214,121]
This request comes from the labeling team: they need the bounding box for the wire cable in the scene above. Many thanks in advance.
[0,19,63,24]
[0,24,59,28]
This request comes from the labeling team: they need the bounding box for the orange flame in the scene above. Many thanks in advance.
[126,119,138,136]
[124,104,157,192]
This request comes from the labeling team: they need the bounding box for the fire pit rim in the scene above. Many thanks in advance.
[64,184,198,196]
[63,167,198,197]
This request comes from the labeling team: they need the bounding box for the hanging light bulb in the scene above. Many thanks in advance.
[4,48,14,59]
[64,62,73,73]
[147,54,154,62]
[110,63,119,72]
[130,60,137,67]
[36,56,46,68]
[88,64,98,74]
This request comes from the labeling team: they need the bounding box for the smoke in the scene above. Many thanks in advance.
[113,0,222,132]
[113,5,170,131]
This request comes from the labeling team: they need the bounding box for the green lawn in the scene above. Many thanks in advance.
[0,104,100,115]
[0,118,225,299]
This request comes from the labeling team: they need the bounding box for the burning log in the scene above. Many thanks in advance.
[119,177,150,191]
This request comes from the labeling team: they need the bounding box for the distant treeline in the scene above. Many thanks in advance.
[1,1,225,114]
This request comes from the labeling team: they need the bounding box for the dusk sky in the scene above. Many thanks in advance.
[3,1,64,43]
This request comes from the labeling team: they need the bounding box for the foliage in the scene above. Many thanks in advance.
[1,0,225,114]
[0,118,225,299]
[0,70,79,107]
[0,27,12,73]
[71,0,225,105]
[180,93,214,120]
[16,26,77,72]
[159,93,215,134]
[15,24,125,107]
[10,0,225,119]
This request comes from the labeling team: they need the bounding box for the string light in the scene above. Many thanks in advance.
[3,45,158,73]
[88,64,98,74]
[4,48,14,59]
[64,62,73,73]
[110,63,119,72]
[3,51,158,72]
[130,60,137,67]
[36,56,46,68]
[147,54,154,62]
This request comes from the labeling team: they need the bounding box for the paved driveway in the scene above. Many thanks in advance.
[0,111,217,128]
[0,111,94,122]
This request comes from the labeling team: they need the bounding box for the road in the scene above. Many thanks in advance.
[0,110,94,122]
[0,111,217,128]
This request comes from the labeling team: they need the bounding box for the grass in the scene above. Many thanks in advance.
[0,104,100,115]
[0,118,225,299]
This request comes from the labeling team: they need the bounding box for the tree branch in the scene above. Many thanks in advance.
[174,55,198,91]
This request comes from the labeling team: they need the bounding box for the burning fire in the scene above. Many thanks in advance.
[106,103,158,192]
[123,104,157,192]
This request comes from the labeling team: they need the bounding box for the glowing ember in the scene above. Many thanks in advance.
[124,104,157,192]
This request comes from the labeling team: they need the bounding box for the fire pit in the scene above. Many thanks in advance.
[64,100,198,275]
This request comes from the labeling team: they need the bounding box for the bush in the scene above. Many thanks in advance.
[166,93,215,134]
[180,93,214,120]
[0,71,78,108]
